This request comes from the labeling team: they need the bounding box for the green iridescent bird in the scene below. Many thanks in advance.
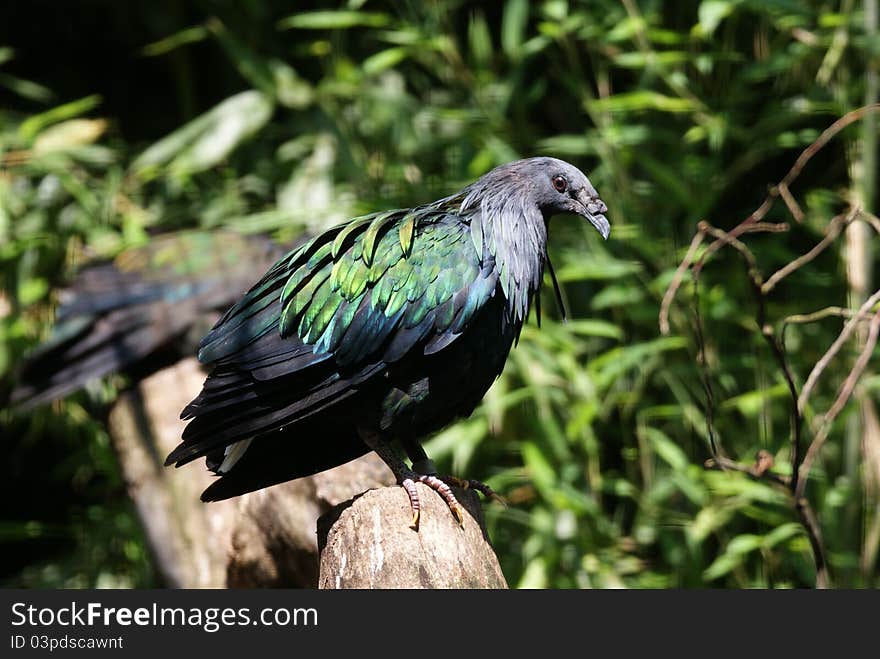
[165,157,610,526]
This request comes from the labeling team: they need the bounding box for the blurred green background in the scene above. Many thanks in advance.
[1,0,878,588]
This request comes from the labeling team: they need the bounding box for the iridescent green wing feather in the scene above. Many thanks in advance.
[170,205,498,466]
[277,204,498,369]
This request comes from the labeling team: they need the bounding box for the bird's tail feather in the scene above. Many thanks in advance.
[198,418,369,501]
[166,359,384,468]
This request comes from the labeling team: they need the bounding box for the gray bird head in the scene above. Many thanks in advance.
[456,157,609,323]
[530,157,610,240]
[464,157,610,240]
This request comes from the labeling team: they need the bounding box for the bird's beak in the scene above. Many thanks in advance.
[576,189,610,240]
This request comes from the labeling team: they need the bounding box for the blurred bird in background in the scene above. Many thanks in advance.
[10,231,291,409]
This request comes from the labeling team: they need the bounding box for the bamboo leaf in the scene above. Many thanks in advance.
[19,95,102,142]
[278,11,390,30]
[502,0,529,60]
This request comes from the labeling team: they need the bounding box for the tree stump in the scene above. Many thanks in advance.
[317,484,508,589]
[107,357,393,588]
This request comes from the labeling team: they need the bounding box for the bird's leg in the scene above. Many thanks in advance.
[404,440,506,508]
[405,439,505,504]
[363,432,464,529]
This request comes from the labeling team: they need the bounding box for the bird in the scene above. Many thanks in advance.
[10,230,290,409]
[165,157,610,527]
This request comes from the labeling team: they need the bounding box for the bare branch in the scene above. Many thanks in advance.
[795,497,830,588]
[762,210,856,294]
[658,105,880,332]
[859,210,880,235]
[700,105,880,267]
[693,218,786,277]
[659,231,705,335]
[747,222,792,233]
[696,221,761,282]
[656,108,880,589]
[688,226,820,580]
[781,105,880,189]
[778,182,806,223]
[797,311,880,500]
[781,306,858,350]
[705,452,790,487]
[691,270,723,460]
[818,311,880,427]
[783,307,858,327]
[799,288,880,414]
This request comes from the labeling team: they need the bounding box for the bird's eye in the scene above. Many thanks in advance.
[552,175,568,193]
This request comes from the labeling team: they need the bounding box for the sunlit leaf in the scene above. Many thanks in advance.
[720,383,789,416]
[132,91,274,177]
[468,12,493,67]
[502,0,529,59]
[587,91,696,114]
[19,95,102,142]
[0,72,53,102]
[696,0,739,37]
[33,119,107,155]
[362,47,408,75]
[703,533,762,580]
[141,25,209,56]
[278,11,390,30]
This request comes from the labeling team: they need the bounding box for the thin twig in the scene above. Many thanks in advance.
[780,105,880,189]
[705,453,790,487]
[0,150,32,167]
[781,306,858,348]
[659,231,705,335]
[797,311,880,500]
[691,270,722,459]
[765,331,804,496]
[778,182,805,223]
[701,106,880,273]
[795,497,830,588]
[697,222,761,280]
[695,222,805,491]
[655,108,880,589]
[690,221,827,582]
[660,105,880,325]
[783,307,858,327]
[692,217,785,277]
[762,210,856,294]
[799,288,880,413]
[748,222,792,233]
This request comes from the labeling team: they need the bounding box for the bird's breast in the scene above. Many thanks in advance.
[378,293,519,440]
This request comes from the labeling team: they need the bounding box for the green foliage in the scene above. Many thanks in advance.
[2,0,878,587]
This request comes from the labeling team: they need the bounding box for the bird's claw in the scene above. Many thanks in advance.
[420,474,465,527]
[440,475,507,507]
[399,473,465,528]
[401,478,421,529]
[444,498,464,527]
